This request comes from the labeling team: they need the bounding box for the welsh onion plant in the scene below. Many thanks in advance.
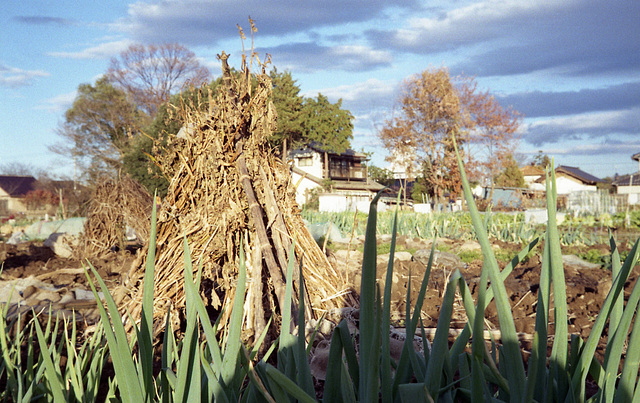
[0,301,108,402]
[4,151,639,401]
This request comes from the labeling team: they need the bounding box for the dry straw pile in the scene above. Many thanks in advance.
[78,174,153,259]
[123,30,355,340]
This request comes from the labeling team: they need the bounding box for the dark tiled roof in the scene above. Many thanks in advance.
[612,172,640,186]
[555,165,603,185]
[304,142,368,159]
[0,175,38,197]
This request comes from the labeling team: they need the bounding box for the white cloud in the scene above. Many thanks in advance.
[543,142,640,156]
[0,63,49,88]
[47,39,134,60]
[36,91,77,113]
[369,0,639,78]
[378,1,565,51]
[312,78,396,102]
[112,0,417,45]
[521,108,640,146]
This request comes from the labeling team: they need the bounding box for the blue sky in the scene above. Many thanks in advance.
[1,0,639,180]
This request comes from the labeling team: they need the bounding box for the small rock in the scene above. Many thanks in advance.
[58,292,75,305]
[458,240,482,252]
[22,285,37,299]
[393,251,413,261]
[309,340,331,380]
[562,255,601,270]
[597,277,613,296]
[413,249,466,270]
[377,251,413,264]
[37,290,62,303]
[74,289,104,301]
[43,233,78,259]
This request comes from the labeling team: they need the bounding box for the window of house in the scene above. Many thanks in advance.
[298,157,313,167]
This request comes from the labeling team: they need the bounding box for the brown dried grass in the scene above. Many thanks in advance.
[121,40,356,340]
[77,174,152,259]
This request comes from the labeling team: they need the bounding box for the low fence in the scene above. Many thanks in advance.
[566,190,627,216]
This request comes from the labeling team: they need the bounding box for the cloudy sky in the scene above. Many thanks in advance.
[1,0,639,179]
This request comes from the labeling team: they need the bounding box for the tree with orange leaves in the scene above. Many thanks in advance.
[379,67,522,203]
[459,76,522,199]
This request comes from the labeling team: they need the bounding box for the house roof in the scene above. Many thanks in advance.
[532,165,603,185]
[632,153,640,162]
[555,165,603,185]
[0,175,38,197]
[521,165,544,177]
[303,142,368,160]
[612,172,640,186]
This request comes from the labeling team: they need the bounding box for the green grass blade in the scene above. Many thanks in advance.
[175,237,203,403]
[570,237,640,398]
[336,319,360,392]
[425,270,461,398]
[393,239,436,394]
[398,383,432,403]
[161,308,174,403]
[85,263,144,402]
[277,240,296,389]
[471,252,489,402]
[451,238,539,363]
[139,191,158,397]
[264,364,316,403]
[617,289,640,403]
[546,166,570,399]
[323,323,352,403]
[33,316,67,403]
[601,273,640,402]
[295,260,315,397]
[608,234,623,334]
[220,239,247,391]
[359,190,385,402]
[453,136,526,400]
[382,196,401,403]
[534,231,552,403]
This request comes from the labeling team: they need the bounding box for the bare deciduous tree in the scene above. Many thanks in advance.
[107,43,211,117]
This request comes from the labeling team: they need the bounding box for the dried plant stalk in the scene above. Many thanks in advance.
[120,41,354,341]
[78,174,152,259]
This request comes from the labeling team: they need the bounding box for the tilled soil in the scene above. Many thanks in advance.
[0,241,135,321]
[330,235,640,366]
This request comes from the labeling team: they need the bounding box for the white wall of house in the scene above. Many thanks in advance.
[523,175,542,187]
[290,147,383,211]
[319,192,388,213]
[0,188,27,214]
[616,185,640,205]
[293,150,324,178]
[555,176,597,195]
[290,171,321,206]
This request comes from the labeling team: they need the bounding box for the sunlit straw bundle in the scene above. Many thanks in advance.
[122,36,355,340]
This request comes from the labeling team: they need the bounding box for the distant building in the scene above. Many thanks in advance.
[521,165,545,187]
[289,143,385,212]
[613,152,640,204]
[531,165,603,195]
[0,175,38,215]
